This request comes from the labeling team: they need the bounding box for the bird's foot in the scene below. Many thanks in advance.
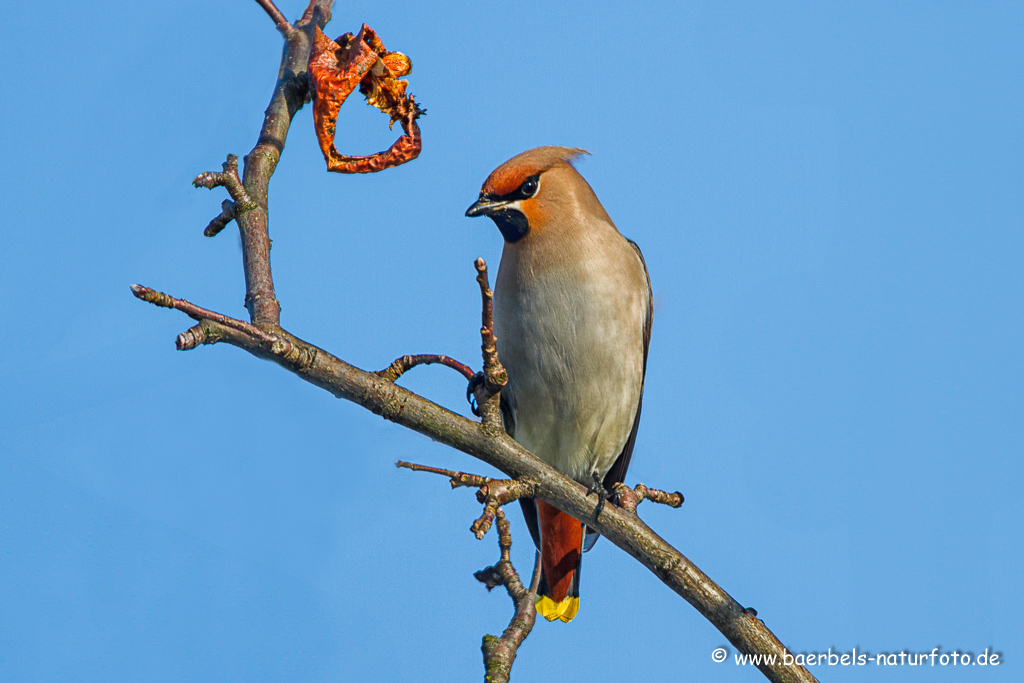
[466,371,485,416]
[587,472,611,519]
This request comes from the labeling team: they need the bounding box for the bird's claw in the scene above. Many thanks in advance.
[588,472,610,519]
[608,486,623,508]
[466,371,485,417]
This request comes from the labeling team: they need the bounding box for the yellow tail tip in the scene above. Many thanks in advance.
[535,595,579,623]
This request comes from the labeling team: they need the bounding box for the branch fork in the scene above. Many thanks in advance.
[612,482,685,514]
[475,509,540,683]
[395,461,534,539]
[129,285,280,347]
[192,154,262,238]
[396,460,538,683]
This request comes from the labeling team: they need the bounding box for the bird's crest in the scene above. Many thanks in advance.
[480,146,589,197]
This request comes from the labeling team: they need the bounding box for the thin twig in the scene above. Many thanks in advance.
[398,458,539,682]
[473,258,507,430]
[299,0,327,25]
[192,155,258,215]
[396,460,491,489]
[130,285,280,346]
[177,323,210,350]
[476,510,537,683]
[204,200,236,237]
[254,0,294,33]
[613,482,685,513]
[396,460,535,539]
[376,354,476,383]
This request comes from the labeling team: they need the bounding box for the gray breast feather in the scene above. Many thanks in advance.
[494,262,647,484]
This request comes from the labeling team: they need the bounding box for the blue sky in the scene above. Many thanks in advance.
[1,1,1021,681]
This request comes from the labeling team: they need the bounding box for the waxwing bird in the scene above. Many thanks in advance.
[465,146,652,622]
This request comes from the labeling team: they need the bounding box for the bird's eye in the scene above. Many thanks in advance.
[519,176,539,198]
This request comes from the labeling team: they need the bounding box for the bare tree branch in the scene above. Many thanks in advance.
[129,285,279,347]
[612,481,685,513]
[231,0,333,325]
[136,274,818,683]
[475,510,538,683]
[396,460,540,682]
[395,460,491,488]
[254,0,294,33]
[396,461,535,539]
[132,3,819,682]
[472,258,507,431]
[193,155,257,215]
[375,354,476,383]
[203,199,236,238]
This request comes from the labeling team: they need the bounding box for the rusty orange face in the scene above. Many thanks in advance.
[466,147,589,242]
[465,173,542,243]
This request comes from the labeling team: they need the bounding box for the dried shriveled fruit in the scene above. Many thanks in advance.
[308,24,423,174]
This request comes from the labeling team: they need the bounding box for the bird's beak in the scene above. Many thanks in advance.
[465,197,509,217]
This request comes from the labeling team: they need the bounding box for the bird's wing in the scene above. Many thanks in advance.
[502,389,545,550]
[600,238,653,492]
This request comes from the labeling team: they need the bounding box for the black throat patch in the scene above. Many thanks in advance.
[489,209,530,243]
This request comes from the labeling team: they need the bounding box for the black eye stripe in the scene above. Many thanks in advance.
[479,174,541,204]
